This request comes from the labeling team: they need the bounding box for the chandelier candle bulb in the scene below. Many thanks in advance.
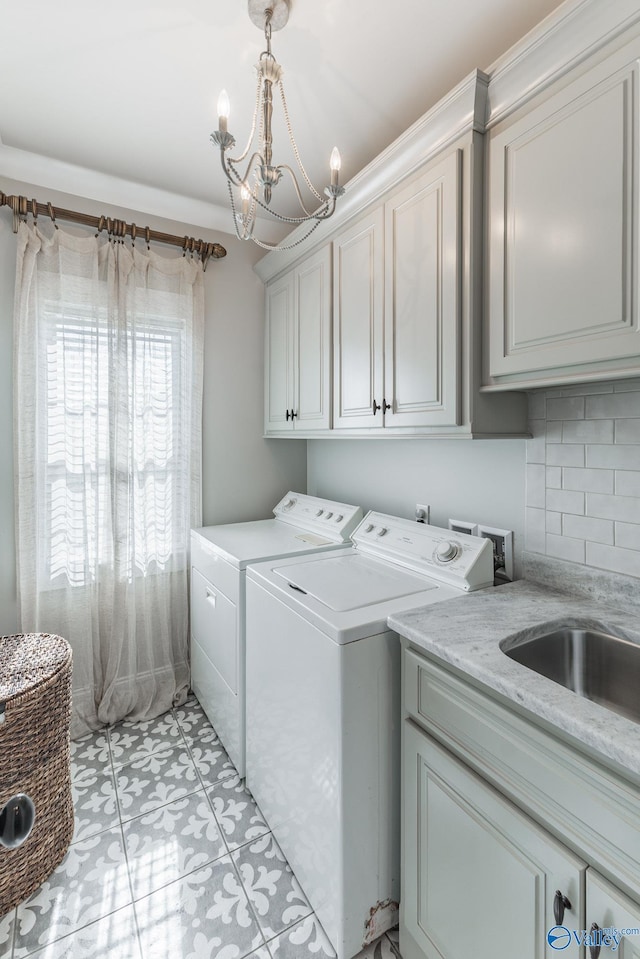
[241,184,251,216]
[330,147,341,188]
[217,89,230,134]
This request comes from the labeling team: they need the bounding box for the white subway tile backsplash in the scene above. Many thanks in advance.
[586,445,640,470]
[615,471,640,497]
[615,522,640,550]
[547,488,585,515]
[586,492,640,524]
[546,421,563,443]
[615,419,640,444]
[546,445,585,467]
[562,514,614,545]
[527,391,546,420]
[547,396,584,420]
[586,542,640,577]
[546,467,562,489]
[525,507,546,553]
[562,467,614,494]
[526,464,546,509]
[526,420,546,464]
[546,511,562,534]
[527,381,640,579]
[562,420,614,444]
[586,392,640,418]
[546,533,585,564]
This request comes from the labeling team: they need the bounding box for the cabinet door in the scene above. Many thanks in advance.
[333,207,385,429]
[294,245,332,431]
[402,721,585,959]
[488,38,640,381]
[265,271,294,432]
[586,871,640,958]
[385,151,461,428]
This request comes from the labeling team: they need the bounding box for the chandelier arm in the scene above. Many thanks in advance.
[276,164,329,218]
[278,82,324,202]
[224,151,265,189]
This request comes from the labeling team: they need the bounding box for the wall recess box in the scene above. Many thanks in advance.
[477,524,514,582]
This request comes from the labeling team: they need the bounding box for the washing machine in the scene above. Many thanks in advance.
[245,511,494,959]
[190,492,363,776]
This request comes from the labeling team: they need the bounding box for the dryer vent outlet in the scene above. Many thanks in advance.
[477,525,514,582]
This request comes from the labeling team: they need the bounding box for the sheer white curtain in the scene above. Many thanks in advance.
[13,222,204,738]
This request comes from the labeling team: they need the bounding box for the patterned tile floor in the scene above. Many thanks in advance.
[0,696,401,959]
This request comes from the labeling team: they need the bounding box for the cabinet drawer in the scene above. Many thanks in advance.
[403,646,640,900]
[190,531,240,605]
[191,567,238,694]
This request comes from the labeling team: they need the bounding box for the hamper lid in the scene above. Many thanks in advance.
[0,633,72,703]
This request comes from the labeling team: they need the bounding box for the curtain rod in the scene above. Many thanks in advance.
[0,192,226,271]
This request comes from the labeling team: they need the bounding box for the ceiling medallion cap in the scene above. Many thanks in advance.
[248,0,290,32]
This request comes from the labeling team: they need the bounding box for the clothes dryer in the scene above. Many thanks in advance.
[190,492,362,775]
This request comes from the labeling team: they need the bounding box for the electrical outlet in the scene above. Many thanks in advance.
[448,519,478,536]
[415,503,430,524]
[477,525,514,582]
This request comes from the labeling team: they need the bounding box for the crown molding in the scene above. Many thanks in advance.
[254,68,489,283]
[485,0,640,128]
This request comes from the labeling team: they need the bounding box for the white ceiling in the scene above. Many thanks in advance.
[0,0,565,235]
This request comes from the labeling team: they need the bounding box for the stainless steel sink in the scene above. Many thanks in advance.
[501,626,640,723]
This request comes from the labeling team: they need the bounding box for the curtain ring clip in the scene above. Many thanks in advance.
[47,202,58,229]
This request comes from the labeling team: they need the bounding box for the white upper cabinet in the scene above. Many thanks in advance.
[332,207,385,430]
[485,26,640,389]
[384,151,461,429]
[264,245,331,433]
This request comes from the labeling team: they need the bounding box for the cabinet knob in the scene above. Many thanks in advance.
[382,398,391,412]
[588,923,601,959]
[286,409,290,421]
[553,890,571,926]
[372,400,381,415]
[291,409,297,419]
[285,409,297,421]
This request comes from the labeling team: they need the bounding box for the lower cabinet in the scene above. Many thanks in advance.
[401,645,640,959]
[402,721,584,959]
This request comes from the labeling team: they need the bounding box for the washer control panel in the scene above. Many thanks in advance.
[273,492,363,542]
[352,511,494,591]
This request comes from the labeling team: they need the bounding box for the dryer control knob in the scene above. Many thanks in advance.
[365,524,375,533]
[335,514,343,522]
[436,541,458,562]
[315,509,324,517]
[376,527,388,537]
[324,512,333,519]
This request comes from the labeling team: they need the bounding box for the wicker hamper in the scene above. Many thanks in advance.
[0,633,74,916]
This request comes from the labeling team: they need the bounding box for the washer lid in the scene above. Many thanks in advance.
[273,554,437,611]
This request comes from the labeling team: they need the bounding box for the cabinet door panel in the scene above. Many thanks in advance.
[265,273,294,431]
[295,245,331,430]
[587,871,640,958]
[402,721,585,959]
[488,42,640,379]
[385,151,461,427]
[333,208,384,429]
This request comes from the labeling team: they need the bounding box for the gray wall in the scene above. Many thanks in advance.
[307,437,527,573]
[526,381,640,577]
[0,177,306,634]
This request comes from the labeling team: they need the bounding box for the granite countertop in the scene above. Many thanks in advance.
[388,575,640,779]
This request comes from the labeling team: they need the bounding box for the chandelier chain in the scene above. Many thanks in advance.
[278,83,324,203]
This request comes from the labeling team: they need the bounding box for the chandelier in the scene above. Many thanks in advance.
[211,0,345,251]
